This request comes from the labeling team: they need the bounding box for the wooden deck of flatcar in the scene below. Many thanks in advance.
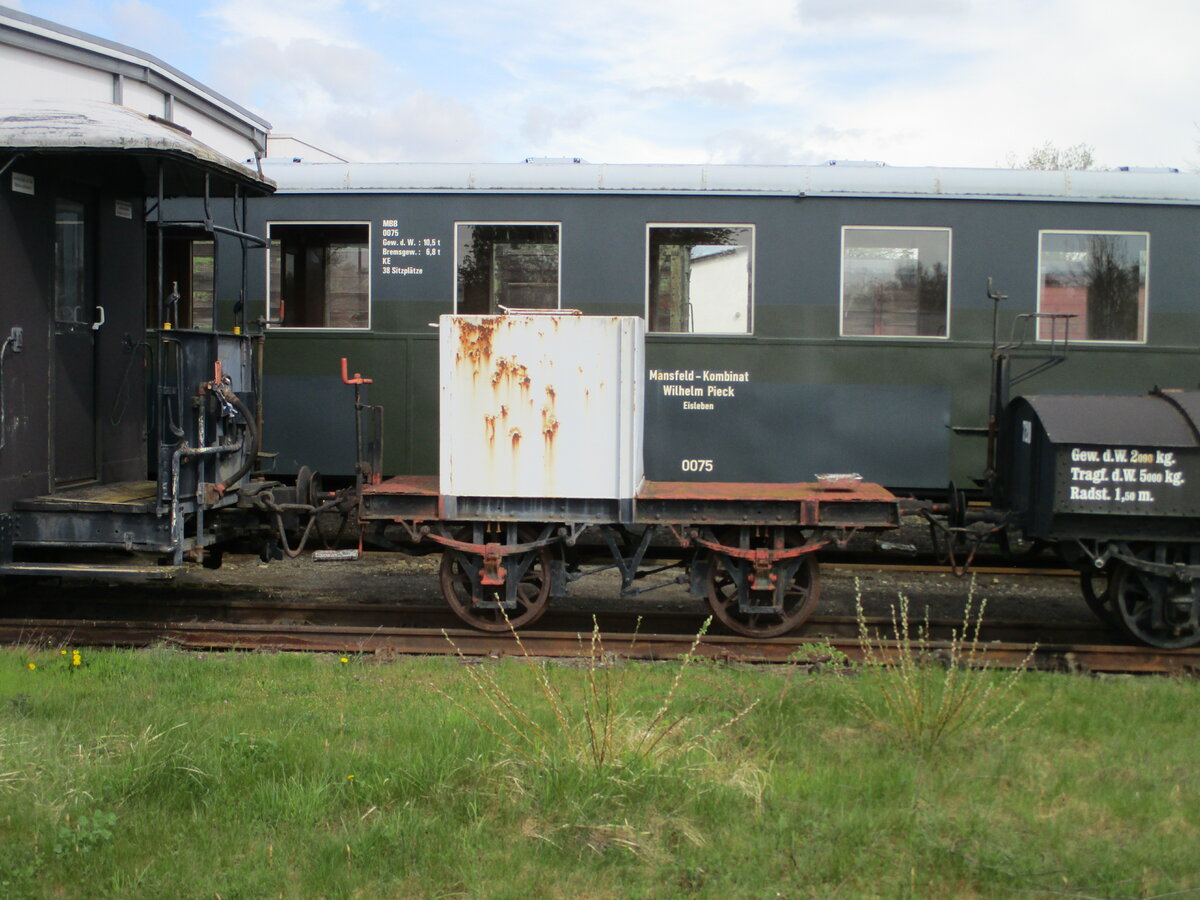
[360,475,899,529]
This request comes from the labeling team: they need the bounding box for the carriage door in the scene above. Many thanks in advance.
[52,197,98,485]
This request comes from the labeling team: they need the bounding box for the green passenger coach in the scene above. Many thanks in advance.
[188,160,1200,498]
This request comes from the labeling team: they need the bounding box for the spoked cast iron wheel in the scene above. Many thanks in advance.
[706,551,821,638]
[1112,544,1200,650]
[1108,542,1200,648]
[439,533,552,632]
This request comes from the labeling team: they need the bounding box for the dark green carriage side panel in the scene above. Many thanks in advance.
[229,189,1200,490]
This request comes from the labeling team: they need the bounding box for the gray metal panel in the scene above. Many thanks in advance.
[262,160,1200,206]
[1024,393,1200,447]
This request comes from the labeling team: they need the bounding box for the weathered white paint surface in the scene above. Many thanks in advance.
[440,313,644,500]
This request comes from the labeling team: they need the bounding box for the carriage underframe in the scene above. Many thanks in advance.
[359,474,901,637]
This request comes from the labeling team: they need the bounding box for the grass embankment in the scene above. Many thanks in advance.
[1,639,1199,898]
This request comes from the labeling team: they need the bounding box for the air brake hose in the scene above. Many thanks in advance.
[263,490,355,558]
[213,385,258,497]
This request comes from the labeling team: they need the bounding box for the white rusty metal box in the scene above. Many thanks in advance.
[439,313,645,500]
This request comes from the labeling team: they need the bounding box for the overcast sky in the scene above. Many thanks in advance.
[11,0,1200,169]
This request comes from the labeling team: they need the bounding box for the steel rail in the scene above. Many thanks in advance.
[0,587,1111,645]
[2,617,1197,674]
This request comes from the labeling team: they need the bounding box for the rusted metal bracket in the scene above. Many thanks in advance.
[681,525,829,615]
[749,548,776,592]
[479,543,507,586]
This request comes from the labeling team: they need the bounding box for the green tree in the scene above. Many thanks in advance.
[1007,141,1096,170]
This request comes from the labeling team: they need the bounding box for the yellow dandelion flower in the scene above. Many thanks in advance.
[71,651,81,667]
[61,649,68,655]
[340,657,349,664]
[27,662,36,670]
[346,774,355,781]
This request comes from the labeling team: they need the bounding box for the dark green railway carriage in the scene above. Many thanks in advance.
[185,162,1200,497]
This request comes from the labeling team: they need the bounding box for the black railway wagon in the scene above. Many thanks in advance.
[0,100,274,574]
[205,161,1200,497]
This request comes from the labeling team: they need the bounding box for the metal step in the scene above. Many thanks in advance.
[0,562,179,581]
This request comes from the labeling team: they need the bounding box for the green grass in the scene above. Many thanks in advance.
[2,644,1200,898]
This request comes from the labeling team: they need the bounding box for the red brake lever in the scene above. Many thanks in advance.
[340,357,373,385]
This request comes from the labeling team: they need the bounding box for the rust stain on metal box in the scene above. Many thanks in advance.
[491,356,532,391]
[457,320,495,373]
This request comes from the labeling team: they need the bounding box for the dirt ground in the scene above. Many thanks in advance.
[168,510,1096,626]
[175,545,1092,627]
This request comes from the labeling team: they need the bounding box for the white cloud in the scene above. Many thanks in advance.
[205,32,488,161]
[204,0,359,47]
[107,0,191,61]
[799,0,968,24]
[15,0,1200,168]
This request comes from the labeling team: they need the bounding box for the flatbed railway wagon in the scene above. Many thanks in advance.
[353,310,901,637]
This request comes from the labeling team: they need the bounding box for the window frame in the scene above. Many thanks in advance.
[1035,229,1149,345]
[644,222,755,336]
[453,221,562,314]
[838,225,952,341]
[265,220,372,331]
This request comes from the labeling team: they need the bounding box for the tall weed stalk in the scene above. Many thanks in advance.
[849,577,1033,755]
[439,616,757,773]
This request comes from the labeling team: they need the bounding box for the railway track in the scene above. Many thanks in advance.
[1,594,1196,674]
[3,556,1192,674]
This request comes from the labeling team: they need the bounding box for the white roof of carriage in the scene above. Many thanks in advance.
[0,100,273,191]
[262,159,1200,205]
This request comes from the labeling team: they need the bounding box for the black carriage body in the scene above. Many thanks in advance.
[226,163,1200,497]
[999,392,1200,542]
[0,100,273,570]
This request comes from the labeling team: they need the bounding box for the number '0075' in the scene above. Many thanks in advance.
[681,459,714,473]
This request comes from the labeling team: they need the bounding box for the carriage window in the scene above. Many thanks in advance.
[154,238,214,329]
[456,223,559,314]
[840,227,950,338]
[54,200,88,325]
[647,225,752,334]
[1038,231,1147,342]
[189,241,214,329]
[268,223,370,328]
